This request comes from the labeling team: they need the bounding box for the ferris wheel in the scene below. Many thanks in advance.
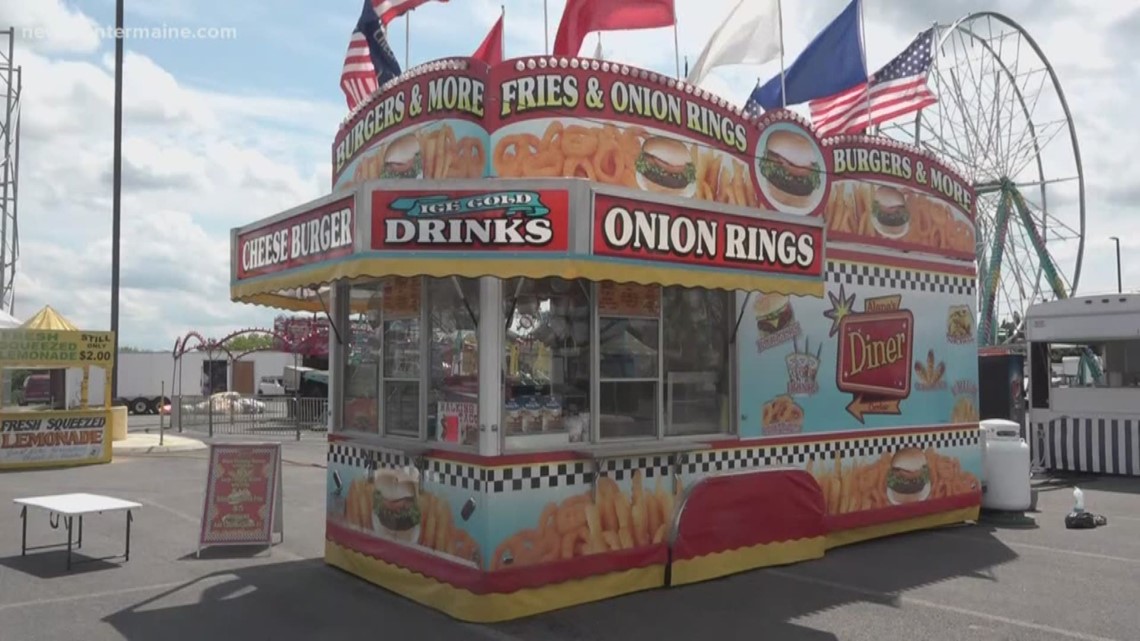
[880,12,1086,347]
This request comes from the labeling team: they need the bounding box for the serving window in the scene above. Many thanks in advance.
[339,275,736,451]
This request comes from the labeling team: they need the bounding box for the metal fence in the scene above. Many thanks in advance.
[171,394,328,439]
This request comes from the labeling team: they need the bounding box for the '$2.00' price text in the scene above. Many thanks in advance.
[79,350,112,362]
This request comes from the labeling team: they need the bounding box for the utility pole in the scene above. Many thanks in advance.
[110,0,124,398]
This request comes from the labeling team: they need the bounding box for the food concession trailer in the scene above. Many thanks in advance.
[230,56,983,622]
[1026,294,1140,476]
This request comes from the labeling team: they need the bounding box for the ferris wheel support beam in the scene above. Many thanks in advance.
[938,12,1087,299]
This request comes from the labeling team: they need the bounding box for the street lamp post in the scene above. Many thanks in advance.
[110,0,124,399]
[1110,236,1122,294]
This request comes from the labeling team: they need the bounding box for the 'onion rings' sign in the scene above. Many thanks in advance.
[592,193,824,277]
[236,195,355,280]
[371,189,570,252]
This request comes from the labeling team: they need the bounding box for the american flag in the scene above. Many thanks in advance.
[808,28,938,137]
[374,0,447,26]
[340,0,404,111]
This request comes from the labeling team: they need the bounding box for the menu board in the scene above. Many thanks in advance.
[198,443,283,553]
[597,281,661,318]
[382,276,422,320]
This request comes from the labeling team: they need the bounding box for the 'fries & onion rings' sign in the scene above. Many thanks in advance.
[237,196,355,280]
[592,193,824,277]
[331,57,977,264]
[371,189,570,251]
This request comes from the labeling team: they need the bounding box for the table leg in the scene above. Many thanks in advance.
[125,511,133,562]
[20,506,26,556]
[78,515,83,549]
[66,516,73,571]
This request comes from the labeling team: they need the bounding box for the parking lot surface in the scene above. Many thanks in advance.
[0,438,1137,641]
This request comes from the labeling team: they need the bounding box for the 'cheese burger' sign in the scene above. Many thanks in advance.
[592,193,824,277]
[237,196,355,280]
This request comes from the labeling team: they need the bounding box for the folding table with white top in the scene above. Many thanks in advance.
[13,493,141,571]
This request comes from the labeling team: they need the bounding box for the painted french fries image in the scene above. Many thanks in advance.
[490,470,683,570]
[806,447,979,515]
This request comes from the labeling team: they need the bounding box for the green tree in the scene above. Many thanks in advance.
[225,333,276,353]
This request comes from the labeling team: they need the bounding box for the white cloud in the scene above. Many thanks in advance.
[6,1,338,348]
[0,0,102,54]
[6,0,1136,352]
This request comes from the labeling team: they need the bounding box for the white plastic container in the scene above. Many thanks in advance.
[980,419,1032,511]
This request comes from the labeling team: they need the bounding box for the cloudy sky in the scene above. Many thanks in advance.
[0,0,1133,348]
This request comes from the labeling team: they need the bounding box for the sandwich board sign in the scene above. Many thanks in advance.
[197,442,283,556]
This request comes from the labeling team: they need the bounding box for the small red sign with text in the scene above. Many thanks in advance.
[371,189,570,252]
[199,443,281,546]
[237,197,354,280]
[837,311,914,400]
[592,194,824,277]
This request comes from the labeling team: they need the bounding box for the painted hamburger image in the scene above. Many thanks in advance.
[870,185,911,239]
[886,447,931,505]
[635,136,697,196]
[758,129,823,209]
[371,469,421,542]
[380,133,423,179]
[754,292,795,336]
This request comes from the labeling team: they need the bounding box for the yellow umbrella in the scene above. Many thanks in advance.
[20,305,79,331]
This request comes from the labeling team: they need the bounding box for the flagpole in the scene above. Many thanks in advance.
[501,5,506,59]
[672,23,681,79]
[405,13,411,69]
[857,0,871,132]
[543,0,549,54]
[778,0,786,108]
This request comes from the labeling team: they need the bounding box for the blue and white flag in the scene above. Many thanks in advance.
[745,0,866,111]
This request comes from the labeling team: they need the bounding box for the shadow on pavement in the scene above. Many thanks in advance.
[102,559,460,641]
[102,523,1019,641]
[489,523,1019,641]
[0,551,124,579]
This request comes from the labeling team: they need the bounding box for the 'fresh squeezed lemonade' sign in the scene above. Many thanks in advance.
[0,410,110,468]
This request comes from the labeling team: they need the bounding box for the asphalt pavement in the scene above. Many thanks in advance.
[0,436,1137,641]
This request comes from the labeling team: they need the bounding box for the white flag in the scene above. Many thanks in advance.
[686,0,782,87]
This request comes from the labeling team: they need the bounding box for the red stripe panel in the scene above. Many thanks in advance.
[326,520,666,594]
[672,470,826,562]
[825,490,981,533]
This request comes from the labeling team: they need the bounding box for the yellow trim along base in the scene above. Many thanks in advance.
[325,506,978,623]
[233,257,824,311]
[671,536,826,587]
[324,540,665,623]
[824,506,980,551]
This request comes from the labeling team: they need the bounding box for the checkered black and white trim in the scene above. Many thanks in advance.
[682,429,978,475]
[485,461,593,493]
[328,443,412,472]
[328,429,979,494]
[827,261,976,296]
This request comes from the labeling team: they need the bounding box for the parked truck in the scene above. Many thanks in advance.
[71,350,299,415]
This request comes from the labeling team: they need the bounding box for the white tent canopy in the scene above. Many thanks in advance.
[0,309,20,328]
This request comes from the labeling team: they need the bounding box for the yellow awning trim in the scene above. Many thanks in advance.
[231,257,824,311]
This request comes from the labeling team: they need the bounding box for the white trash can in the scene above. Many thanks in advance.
[980,419,1032,511]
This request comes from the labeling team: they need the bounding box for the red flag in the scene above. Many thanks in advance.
[473,15,504,65]
[553,0,675,57]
